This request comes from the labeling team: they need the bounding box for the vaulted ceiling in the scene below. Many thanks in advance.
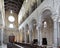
[4,0,24,14]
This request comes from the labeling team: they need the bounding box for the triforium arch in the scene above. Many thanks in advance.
[25,24,29,43]
[41,9,54,46]
[31,19,38,41]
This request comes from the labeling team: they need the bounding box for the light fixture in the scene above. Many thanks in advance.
[10,10,13,14]
[44,21,47,28]
[9,24,14,28]
[8,16,15,22]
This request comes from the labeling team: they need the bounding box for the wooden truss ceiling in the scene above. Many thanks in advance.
[4,0,24,14]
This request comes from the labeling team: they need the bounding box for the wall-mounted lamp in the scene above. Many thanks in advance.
[44,21,47,28]
[10,10,13,14]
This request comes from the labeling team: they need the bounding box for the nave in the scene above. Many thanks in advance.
[0,0,60,48]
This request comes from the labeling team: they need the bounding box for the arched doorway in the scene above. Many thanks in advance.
[41,9,53,46]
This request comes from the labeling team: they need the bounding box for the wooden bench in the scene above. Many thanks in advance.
[7,43,23,48]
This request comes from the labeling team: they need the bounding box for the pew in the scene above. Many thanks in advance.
[7,43,24,48]
[7,42,43,48]
[14,42,42,48]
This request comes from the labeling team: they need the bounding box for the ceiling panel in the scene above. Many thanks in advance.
[4,0,24,14]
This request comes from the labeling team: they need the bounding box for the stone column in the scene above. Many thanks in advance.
[40,27,42,46]
[24,29,26,43]
[36,25,40,45]
[1,29,3,45]
[37,24,42,46]
[53,21,58,48]
[58,18,60,46]
[57,22,59,46]
[29,25,32,43]
[29,30,32,43]
[0,29,2,45]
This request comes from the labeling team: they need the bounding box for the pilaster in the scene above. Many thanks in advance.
[36,23,42,46]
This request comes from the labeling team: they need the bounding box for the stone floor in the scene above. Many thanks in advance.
[2,44,7,48]
[0,44,7,48]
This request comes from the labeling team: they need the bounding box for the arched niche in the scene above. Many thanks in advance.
[25,24,29,43]
[31,19,37,40]
[41,9,54,46]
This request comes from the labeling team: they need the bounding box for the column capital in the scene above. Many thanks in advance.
[36,25,40,31]
[58,16,60,22]
[52,13,59,22]
[29,25,32,32]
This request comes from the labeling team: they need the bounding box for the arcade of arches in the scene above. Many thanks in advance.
[1,0,60,48]
[19,9,60,48]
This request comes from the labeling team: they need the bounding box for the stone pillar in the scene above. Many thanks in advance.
[1,29,3,45]
[36,25,40,45]
[40,27,42,46]
[37,25,42,46]
[29,25,32,43]
[58,18,60,46]
[58,22,60,46]
[53,21,58,48]
[29,30,32,43]
[24,28,27,43]
[0,29,2,45]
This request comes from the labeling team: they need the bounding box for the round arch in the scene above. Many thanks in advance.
[40,9,54,46]
[40,6,54,20]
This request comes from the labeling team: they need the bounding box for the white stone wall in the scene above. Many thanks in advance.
[19,0,54,29]
[19,0,60,47]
